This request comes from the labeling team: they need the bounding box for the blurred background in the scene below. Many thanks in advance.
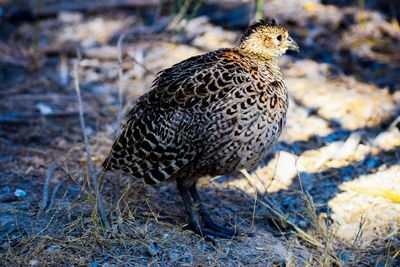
[0,0,399,266]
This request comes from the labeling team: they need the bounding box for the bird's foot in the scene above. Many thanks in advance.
[202,220,242,238]
[183,223,235,243]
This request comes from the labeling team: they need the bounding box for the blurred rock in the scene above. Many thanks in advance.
[14,188,26,198]
[57,11,83,24]
[29,259,40,267]
[35,103,53,115]
[46,244,61,253]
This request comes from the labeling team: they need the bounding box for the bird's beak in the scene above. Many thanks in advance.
[287,36,299,52]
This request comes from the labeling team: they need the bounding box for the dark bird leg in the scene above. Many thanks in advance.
[189,184,241,237]
[177,180,235,239]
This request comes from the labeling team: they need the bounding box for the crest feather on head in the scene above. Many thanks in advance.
[239,18,279,43]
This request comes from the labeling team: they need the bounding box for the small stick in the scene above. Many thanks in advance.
[73,52,110,228]
[240,168,264,194]
[46,179,63,210]
[73,55,96,180]
[116,33,126,137]
[40,164,60,211]
[166,0,193,30]
[352,214,366,250]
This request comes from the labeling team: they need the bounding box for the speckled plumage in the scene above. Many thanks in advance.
[103,18,298,238]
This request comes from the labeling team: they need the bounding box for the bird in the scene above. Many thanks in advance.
[103,18,299,239]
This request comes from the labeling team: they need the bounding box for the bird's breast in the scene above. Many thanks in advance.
[198,89,288,175]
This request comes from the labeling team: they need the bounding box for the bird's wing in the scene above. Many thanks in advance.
[103,49,254,184]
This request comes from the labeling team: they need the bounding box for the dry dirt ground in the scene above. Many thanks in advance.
[1,1,400,266]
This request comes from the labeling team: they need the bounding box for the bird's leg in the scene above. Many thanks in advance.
[177,180,234,239]
[189,184,241,237]
[177,180,203,235]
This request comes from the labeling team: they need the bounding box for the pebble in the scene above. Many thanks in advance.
[14,189,26,198]
[29,259,40,267]
[46,245,61,253]
[84,127,94,136]
[35,103,53,115]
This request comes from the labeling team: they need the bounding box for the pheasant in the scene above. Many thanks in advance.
[103,18,299,238]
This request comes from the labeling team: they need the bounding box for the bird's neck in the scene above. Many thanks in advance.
[235,48,279,68]
[251,55,283,79]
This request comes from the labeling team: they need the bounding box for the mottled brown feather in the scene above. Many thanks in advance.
[103,19,296,187]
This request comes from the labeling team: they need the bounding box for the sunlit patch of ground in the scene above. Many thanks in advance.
[330,165,400,247]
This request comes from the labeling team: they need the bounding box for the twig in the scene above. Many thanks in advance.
[40,164,60,211]
[127,53,155,77]
[46,179,64,210]
[251,188,257,231]
[352,215,366,250]
[73,52,110,229]
[293,153,305,194]
[240,169,265,194]
[167,0,193,30]
[73,56,96,180]
[113,174,122,207]
[116,33,126,137]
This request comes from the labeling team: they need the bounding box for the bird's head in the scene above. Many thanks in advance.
[238,18,299,59]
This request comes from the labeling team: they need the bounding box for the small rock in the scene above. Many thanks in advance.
[58,11,83,24]
[29,259,40,267]
[14,189,26,198]
[35,103,53,115]
[84,127,94,136]
[46,245,61,253]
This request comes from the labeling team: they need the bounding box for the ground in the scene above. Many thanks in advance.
[0,0,399,266]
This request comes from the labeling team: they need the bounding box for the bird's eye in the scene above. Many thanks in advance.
[276,35,282,42]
